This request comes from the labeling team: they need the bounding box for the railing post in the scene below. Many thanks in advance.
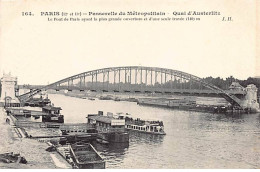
[174,75,176,89]
[118,69,120,83]
[165,72,167,87]
[125,68,127,84]
[145,69,147,86]
[129,68,132,84]
[189,75,192,89]
[140,68,142,85]
[83,75,86,90]
[118,69,121,91]
[91,73,94,90]
[135,69,137,85]
[180,75,182,89]
[107,71,109,90]
[151,70,153,86]
[171,73,173,89]
[95,72,97,89]
[161,70,163,89]
[140,68,143,91]
[103,72,105,89]
[155,71,157,84]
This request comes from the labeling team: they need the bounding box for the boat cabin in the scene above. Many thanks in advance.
[124,117,166,135]
[42,105,64,123]
[87,112,125,133]
[126,122,164,133]
[42,106,61,114]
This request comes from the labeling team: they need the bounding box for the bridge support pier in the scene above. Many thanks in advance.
[0,72,20,107]
[240,84,260,112]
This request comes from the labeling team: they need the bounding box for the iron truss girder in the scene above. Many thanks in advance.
[17,66,242,107]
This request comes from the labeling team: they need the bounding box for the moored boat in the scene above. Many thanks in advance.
[69,143,105,169]
[125,118,166,135]
[24,94,51,107]
[138,97,196,109]
[117,113,166,135]
[5,108,31,117]
[88,97,95,101]
[99,95,112,100]
[114,97,121,101]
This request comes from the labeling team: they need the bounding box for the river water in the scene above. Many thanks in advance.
[48,94,260,169]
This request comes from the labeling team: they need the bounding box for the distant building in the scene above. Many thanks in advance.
[229,82,245,91]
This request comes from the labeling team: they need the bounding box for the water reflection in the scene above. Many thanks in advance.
[199,113,246,123]
[92,141,129,168]
[129,131,165,144]
[92,131,164,167]
[94,142,129,152]
[253,114,260,129]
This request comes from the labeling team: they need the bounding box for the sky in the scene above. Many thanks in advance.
[0,0,258,85]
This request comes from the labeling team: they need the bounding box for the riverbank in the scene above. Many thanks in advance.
[47,89,228,104]
[49,90,248,114]
[0,107,71,169]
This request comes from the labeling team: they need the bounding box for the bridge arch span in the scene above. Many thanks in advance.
[18,66,242,107]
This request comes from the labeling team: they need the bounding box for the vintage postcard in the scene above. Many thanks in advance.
[0,0,259,169]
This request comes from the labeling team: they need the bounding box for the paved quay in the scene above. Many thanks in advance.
[0,107,71,169]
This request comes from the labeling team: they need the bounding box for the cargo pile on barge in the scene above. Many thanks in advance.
[24,97,51,107]
[137,97,254,114]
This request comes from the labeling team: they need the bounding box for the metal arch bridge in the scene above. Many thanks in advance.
[17,66,243,107]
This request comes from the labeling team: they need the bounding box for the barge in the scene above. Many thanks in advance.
[88,97,95,101]
[138,97,196,109]
[99,95,113,100]
[69,143,105,169]
[5,108,31,117]
[24,96,51,107]
[137,98,253,114]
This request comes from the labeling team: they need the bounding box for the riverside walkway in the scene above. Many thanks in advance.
[0,107,71,169]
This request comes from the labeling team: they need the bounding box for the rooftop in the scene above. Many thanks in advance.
[87,115,114,124]
[42,106,62,111]
[229,82,244,89]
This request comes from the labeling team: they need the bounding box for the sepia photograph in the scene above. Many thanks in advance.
[0,0,259,169]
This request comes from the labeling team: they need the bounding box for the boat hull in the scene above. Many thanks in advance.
[42,115,64,123]
[96,132,129,144]
[126,128,166,135]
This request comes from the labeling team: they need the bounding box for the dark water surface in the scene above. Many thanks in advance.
[48,94,260,169]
